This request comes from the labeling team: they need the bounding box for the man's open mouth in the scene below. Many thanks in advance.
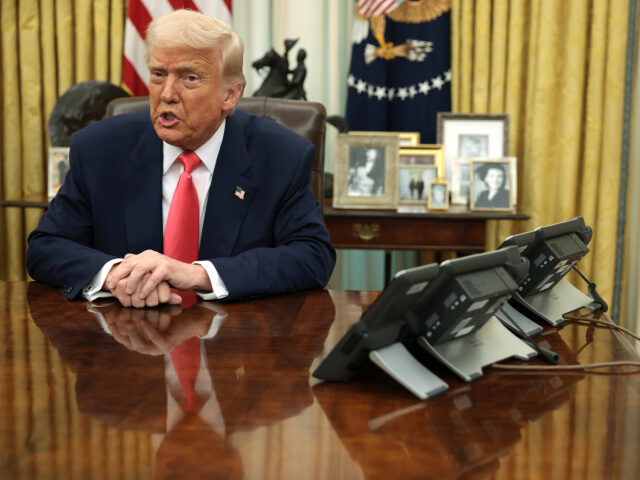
[158,112,179,126]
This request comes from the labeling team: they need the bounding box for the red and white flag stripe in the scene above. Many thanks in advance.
[357,0,403,18]
[123,0,232,96]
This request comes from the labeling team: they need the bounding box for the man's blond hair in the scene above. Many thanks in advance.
[145,9,245,91]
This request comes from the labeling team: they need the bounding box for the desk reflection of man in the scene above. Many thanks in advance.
[90,297,239,479]
[27,283,335,479]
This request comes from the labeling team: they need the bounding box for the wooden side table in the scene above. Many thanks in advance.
[323,199,529,281]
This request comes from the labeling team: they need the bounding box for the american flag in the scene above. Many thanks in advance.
[122,0,232,96]
[234,186,245,200]
[357,0,403,17]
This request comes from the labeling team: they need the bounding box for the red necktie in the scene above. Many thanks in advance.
[170,336,205,415]
[165,153,204,414]
[164,151,201,263]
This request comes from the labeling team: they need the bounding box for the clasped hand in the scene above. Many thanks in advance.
[105,250,211,308]
[99,302,213,355]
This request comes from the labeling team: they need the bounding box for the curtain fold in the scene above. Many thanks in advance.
[624,1,639,336]
[451,0,630,320]
[1,1,23,281]
[0,0,125,281]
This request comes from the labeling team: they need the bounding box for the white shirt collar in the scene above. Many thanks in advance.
[162,119,226,175]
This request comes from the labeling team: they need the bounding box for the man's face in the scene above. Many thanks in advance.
[148,44,241,151]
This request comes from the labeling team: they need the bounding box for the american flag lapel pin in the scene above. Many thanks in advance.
[234,186,245,200]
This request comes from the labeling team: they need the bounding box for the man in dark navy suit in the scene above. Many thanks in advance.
[26,9,335,307]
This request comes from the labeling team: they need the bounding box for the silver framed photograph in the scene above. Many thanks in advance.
[469,157,517,211]
[428,179,449,211]
[450,157,471,205]
[333,133,399,209]
[48,147,70,199]
[436,113,509,185]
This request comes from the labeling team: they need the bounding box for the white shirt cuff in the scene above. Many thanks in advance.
[194,260,229,300]
[82,258,123,301]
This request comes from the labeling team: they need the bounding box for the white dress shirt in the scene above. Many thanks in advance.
[83,121,229,301]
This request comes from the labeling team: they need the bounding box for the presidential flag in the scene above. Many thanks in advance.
[346,0,451,143]
[122,0,233,96]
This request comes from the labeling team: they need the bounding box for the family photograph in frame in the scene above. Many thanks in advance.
[48,147,70,199]
[333,133,399,209]
[397,145,444,206]
[428,180,449,211]
[469,158,517,211]
[436,113,509,187]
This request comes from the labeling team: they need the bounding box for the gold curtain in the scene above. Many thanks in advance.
[451,0,630,319]
[0,0,126,281]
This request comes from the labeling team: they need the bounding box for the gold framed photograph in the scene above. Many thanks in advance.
[436,113,509,186]
[399,144,445,175]
[469,157,517,211]
[427,179,449,211]
[397,145,445,206]
[48,147,70,199]
[349,131,420,147]
[333,133,399,209]
[398,165,438,205]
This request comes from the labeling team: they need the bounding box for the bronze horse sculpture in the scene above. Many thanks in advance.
[252,39,307,100]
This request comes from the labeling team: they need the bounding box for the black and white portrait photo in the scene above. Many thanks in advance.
[334,133,398,209]
[428,182,448,209]
[458,134,489,158]
[471,161,512,210]
[347,147,385,197]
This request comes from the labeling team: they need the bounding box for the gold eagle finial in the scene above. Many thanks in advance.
[356,0,452,63]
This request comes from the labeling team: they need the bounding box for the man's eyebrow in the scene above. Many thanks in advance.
[175,64,206,75]
[147,63,206,74]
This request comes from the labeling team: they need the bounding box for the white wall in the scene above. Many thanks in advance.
[232,0,354,175]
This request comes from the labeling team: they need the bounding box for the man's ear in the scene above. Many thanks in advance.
[221,84,243,113]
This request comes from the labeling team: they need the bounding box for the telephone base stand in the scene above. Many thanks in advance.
[417,316,538,382]
[513,277,600,326]
[369,343,449,400]
[495,302,543,337]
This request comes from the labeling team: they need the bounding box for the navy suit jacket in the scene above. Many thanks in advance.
[27,109,335,301]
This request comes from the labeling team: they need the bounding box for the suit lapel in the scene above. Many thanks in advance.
[120,123,164,254]
[200,112,257,259]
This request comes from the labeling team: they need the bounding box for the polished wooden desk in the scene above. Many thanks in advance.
[1,282,639,479]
